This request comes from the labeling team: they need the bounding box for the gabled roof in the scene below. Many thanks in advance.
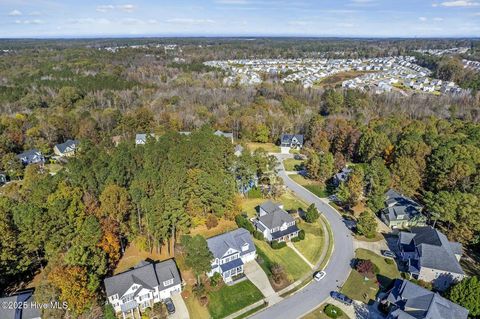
[104,259,181,298]
[207,228,255,260]
[399,227,464,275]
[0,290,41,319]
[258,201,294,230]
[280,134,304,146]
[55,139,79,153]
[386,279,468,319]
[385,189,422,210]
[383,189,423,223]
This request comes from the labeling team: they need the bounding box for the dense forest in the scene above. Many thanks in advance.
[0,38,479,318]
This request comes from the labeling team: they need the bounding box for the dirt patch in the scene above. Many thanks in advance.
[190,218,237,238]
[114,242,174,274]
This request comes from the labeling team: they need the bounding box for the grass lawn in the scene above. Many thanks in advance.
[190,218,238,238]
[294,219,325,264]
[208,280,264,319]
[284,158,304,171]
[303,304,350,319]
[341,248,401,303]
[288,174,328,198]
[183,287,210,319]
[241,191,308,218]
[246,142,280,153]
[255,239,310,282]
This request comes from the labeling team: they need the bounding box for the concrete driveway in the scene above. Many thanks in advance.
[244,261,282,304]
[168,292,189,319]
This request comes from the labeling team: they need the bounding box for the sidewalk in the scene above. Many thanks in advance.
[287,242,314,269]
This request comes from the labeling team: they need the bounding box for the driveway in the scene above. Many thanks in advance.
[244,261,282,304]
[353,237,389,256]
[250,154,354,319]
[169,292,189,319]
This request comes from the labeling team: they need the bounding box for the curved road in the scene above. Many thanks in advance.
[250,155,354,319]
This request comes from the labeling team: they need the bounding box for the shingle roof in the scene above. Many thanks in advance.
[104,259,181,298]
[0,290,41,319]
[16,149,43,164]
[280,134,304,146]
[258,203,294,229]
[206,228,255,260]
[400,227,464,275]
[55,139,79,154]
[386,279,468,319]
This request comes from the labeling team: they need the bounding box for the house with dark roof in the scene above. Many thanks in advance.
[104,259,182,318]
[16,149,45,166]
[381,189,426,228]
[254,201,300,242]
[206,228,256,283]
[54,139,79,157]
[332,167,352,187]
[0,290,41,319]
[383,279,468,319]
[398,226,465,290]
[279,134,304,154]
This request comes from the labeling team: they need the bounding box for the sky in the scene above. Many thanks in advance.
[0,0,479,38]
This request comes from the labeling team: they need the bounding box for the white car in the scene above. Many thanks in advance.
[314,271,326,281]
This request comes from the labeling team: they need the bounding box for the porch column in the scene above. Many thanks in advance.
[137,307,141,318]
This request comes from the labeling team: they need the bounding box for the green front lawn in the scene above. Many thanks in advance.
[303,304,350,319]
[283,158,304,171]
[288,174,328,198]
[208,280,264,319]
[255,239,310,282]
[341,248,401,303]
[294,219,325,264]
[246,142,280,153]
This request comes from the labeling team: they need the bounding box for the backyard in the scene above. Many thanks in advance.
[241,190,309,218]
[246,142,280,153]
[207,280,264,319]
[341,248,401,303]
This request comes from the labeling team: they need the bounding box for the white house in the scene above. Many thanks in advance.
[104,259,182,318]
[206,228,256,283]
[54,139,79,157]
[255,201,300,242]
[280,134,304,154]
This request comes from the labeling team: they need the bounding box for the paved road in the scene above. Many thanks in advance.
[250,154,354,319]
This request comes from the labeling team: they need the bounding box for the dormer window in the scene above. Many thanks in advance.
[163,278,174,286]
[242,243,249,252]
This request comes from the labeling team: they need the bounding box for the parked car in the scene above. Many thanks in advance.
[330,291,353,306]
[165,298,175,314]
[314,271,326,281]
[382,250,396,258]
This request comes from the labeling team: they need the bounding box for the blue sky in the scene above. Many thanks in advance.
[1,0,479,38]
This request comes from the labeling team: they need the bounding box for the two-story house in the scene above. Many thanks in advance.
[206,228,256,283]
[383,279,468,319]
[398,226,465,291]
[255,201,300,242]
[54,139,79,157]
[104,259,182,318]
[16,149,45,166]
[0,290,41,319]
[381,189,426,228]
[279,134,304,154]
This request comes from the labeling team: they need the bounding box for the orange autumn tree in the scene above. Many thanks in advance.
[48,265,92,315]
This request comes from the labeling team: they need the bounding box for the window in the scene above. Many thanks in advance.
[163,278,174,286]
[242,243,249,252]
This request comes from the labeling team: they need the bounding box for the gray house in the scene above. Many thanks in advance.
[207,228,256,283]
[104,259,182,318]
[255,201,300,242]
[381,189,426,228]
[384,279,468,319]
[398,226,465,290]
[54,139,79,157]
[0,290,41,319]
[280,134,304,153]
[17,149,45,166]
[332,167,352,186]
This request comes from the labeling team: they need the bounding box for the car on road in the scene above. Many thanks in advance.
[313,271,326,281]
[330,291,353,306]
[382,250,396,258]
[164,298,175,315]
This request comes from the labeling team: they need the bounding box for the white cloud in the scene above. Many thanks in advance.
[166,18,216,25]
[215,0,249,4]
[96,4,137,12]
[435,1,479,7]
[287,20,311,26]
[14,19,44,24]
[29,11,42,16]
[419,16,428,21]
[68,18,111,24]
[433,17,444,21]
[96,5,115,12]
[337,22,355,27]
[121,18,143,24]
[8,9,22,16]
[118,4,136,12]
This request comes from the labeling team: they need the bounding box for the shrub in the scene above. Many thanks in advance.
[206,215,218,229]
[385,258,394,265]
[291,237,301,242]
[247,187,262,198]
[298,229,306,240]
[355,259,379,277]
[304,203,319,223]
[253,230,264,240]
[210,272,223,287]
[324,304,343,318]
[271,241,287,249]
[235,214,254,233]
[270,262,287,284]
